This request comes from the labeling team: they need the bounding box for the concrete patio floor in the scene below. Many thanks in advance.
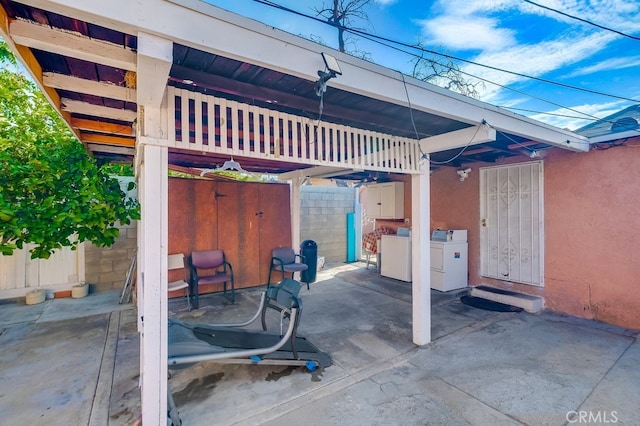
[0,262,638,425]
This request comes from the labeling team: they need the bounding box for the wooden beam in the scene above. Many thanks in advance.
[87,143,135,155]
[70,118,133,136]
[421,125,496,154]
[43,72,136,102]
[461,146,493,155]
[9,20,136,71]
[137,33,172,107]
[507,140,538,150]
[80,132,135,147]
[61,98,137,122]
[278,165,354,181]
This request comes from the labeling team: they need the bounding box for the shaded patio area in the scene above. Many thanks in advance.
[1,262,638,425]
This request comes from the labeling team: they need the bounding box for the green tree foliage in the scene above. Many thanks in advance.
[0,40,139,259]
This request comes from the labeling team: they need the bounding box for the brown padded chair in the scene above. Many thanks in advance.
[188,249,234,308]
[268,247,309,290]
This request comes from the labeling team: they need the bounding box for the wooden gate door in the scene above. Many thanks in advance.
[257,183,292,284]
[216,181,261,287]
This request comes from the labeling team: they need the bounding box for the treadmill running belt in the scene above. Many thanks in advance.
[192,326,332,368]
[193,326,315,352]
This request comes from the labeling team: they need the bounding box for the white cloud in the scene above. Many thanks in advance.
[528,101,629,130]
[434,0,512,15]
[518,0,640,34]
[417,15,515,51]
[408,0,638,125]
[568,55,640,77]
[463,32,616,102]
[374,0,398,5]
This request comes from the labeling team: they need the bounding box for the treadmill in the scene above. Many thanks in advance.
[167,279,331,425]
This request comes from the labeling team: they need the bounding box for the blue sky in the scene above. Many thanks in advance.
[205,0,640,131]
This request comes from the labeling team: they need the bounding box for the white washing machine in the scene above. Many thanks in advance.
[430,230,468,291]
[380,234,412,282]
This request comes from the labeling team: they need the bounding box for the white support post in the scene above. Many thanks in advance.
[411,161,431,345]
[138,143,168,425]
[136,32,172,425]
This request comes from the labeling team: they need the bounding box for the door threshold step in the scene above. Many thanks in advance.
[470,285,544,313]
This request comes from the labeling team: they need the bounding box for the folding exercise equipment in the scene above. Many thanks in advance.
[166,279,331,425]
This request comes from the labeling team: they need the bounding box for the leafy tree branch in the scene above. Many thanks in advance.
[0,40,139,259]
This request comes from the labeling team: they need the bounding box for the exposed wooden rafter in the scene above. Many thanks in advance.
[70,118,133,136]
[61,98,136,122]
[87,143,135,155]
[43,72,136,102]
[9,19,137,71]
[80,132,135,147]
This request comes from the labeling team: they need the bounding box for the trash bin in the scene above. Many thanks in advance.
[300,240,318,284]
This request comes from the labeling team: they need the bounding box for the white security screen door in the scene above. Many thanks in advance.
[480,161,544,286]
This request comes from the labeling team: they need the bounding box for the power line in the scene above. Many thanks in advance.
[344,26,640,104]
[352,30,611,126]
[250,0,638,131]
[501,106,599,122]
[251,0,640,104]
[522,0,640,42]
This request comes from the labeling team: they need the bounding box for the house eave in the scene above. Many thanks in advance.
[15,0,588,154]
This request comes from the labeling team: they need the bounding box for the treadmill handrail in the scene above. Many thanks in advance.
[168,306,299,366]
[203,292,267,328]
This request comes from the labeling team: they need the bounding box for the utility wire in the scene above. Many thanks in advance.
[355,27,640,132]
[250,0,637,130]
[347,27,640,103]
[522,0,640,42]
[251,0,639,104]
[500,106,599,122]
[354,31,609,126]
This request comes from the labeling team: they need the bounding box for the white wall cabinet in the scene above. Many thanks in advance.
[366,182,404,219]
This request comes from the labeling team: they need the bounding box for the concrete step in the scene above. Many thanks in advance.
[470,285,544,313]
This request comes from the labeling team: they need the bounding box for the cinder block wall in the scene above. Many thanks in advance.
[300,185,355,263]
[85,221,137,292]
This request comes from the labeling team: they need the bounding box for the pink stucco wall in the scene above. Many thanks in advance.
[430,139,640,330]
